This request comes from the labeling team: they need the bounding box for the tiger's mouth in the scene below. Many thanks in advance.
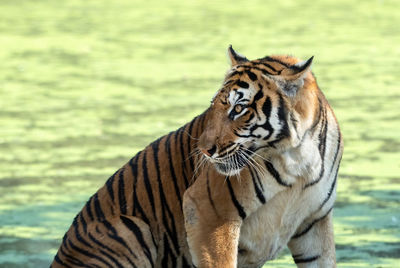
[211,145,256,176]
[214,157,247,176]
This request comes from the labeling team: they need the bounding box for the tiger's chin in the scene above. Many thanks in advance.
[209,146,256,176]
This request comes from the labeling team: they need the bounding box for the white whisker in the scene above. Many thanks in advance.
[183,130,200,141]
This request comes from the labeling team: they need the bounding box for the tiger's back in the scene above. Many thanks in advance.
[51,114,207,268]
[52,46,343,268]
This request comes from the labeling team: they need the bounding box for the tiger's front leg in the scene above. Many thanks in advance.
[183,168,248,268]
[288,210,336,268]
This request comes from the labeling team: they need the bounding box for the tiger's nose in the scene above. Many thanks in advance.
[201,145,217,157]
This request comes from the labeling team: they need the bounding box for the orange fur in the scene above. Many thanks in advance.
[52,47,342,268]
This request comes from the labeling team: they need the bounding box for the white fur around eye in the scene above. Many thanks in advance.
[233,108,248,120]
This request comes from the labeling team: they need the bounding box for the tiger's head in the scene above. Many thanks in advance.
[198,46,319,176]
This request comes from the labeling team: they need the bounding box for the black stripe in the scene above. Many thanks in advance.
[199,111,207,131]
[242,65,277,76]
[110,235,131,254]
[329,128,342,176]
[318,129,342,209]
[251,62,279,74]
[245,70,257,81]
[85,196,94,221]
[260,97,274,139]
[161,234,171,267]
[218,142,235,155]
[177,126,189,188]
[118,169,127,215]
[319,165,339,210]
[233,131,251,138]
[105,169,119,202]
[88,232,120,257]
[54,253,73,268]
[217,144,237,159]
[182,256,191,268]
[79,213,87,234]
[73,219,92,248]
[67,240,112,267]
[195,112,205,138]
[93,193,105,220]
[304,108,328,188]
[102,219,137,258]
[249,166,266,204]
[310,98,323,131]
[276,93,289,138]
[258,65,279,75]
[252,88,264,104]
[98,248,124,268]
[292,207,333,239]
[170,249,177,267]
[226,177,246,219]
[317,108,328,165]
[142,150,157,219]
[129,153,139,179]
[253,165,264,191]
[237,80,249,89]
[261,56,290,68]
[266,95,290,148]
[264,161,292,187]
[130,154,150,225]
[259,62,278,72]
[224,79,235,86]
[59,247,86,267]
[152,138,180,254]
[165,132,183,206]
[129,155,138,216]
[120,215,155,267]
[74,232,91,250]
[124,255,138,268]
[226,70,243,79]
[186,119,196,172]
[234,90,244,101]
[294,255,320,263]
[62,234,69,250]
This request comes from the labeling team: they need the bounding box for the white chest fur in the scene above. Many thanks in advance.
[237,183,306,268]
[237,123,340,267]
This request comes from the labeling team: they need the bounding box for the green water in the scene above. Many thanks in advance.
[0,0,399,267]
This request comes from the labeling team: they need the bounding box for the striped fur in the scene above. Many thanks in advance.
[183,47,343,268]
[51,115,208,267]
[51,46,343,268]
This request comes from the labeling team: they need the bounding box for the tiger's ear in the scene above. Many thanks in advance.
[279,56,314,97]
[227,45,248,66]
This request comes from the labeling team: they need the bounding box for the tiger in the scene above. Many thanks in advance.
[51,46,343,268]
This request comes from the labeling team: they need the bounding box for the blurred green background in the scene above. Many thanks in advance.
[0,0,399,267]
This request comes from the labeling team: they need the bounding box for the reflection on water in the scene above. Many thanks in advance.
[1,0,399,267]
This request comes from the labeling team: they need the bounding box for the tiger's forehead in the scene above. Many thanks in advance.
[227,85,256,105]
[213,67,263,105]
[214,79,257,106]
[212,58,288,106]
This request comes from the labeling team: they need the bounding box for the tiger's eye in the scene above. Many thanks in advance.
[234,104,243,113]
